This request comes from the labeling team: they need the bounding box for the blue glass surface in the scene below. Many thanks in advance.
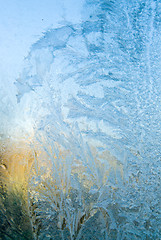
[0,1,161,239]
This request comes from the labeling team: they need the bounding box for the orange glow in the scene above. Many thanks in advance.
[0,139,34,193]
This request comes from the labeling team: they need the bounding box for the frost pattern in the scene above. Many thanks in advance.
[13,0,161,239]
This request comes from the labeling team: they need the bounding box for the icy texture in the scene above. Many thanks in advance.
[14,0,161,239]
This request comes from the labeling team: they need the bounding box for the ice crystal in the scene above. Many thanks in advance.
[1,0,161,239]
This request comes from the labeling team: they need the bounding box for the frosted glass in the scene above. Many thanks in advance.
[0,0,161,239]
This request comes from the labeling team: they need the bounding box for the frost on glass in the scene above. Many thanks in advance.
[1,0,161,239]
